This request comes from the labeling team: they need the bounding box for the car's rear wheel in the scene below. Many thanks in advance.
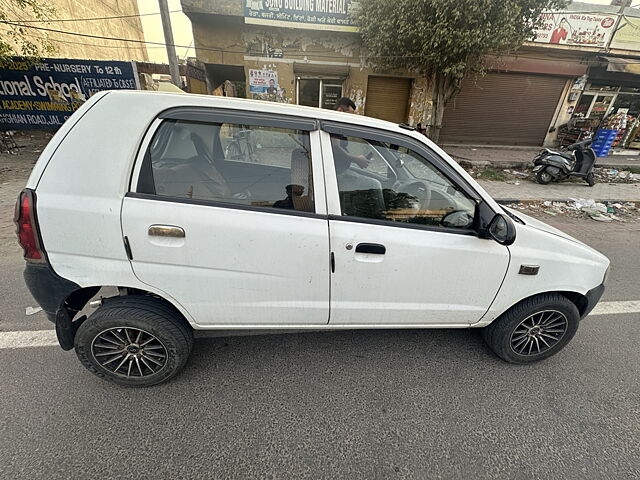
[74,296,193,387]
[482,293,580,364]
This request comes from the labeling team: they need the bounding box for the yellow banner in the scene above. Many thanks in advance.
[611,16,640,51]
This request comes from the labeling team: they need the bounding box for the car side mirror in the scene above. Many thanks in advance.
[488,214,516,245]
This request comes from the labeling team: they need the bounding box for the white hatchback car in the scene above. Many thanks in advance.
[16,91,609,386]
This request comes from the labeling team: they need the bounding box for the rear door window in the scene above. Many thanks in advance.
[142,119,315,213]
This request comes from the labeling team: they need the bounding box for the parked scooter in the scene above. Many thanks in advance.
[532,139,597,186]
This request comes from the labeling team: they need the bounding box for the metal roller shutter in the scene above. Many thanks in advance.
[365,76,412,124]
[440,72,567,145]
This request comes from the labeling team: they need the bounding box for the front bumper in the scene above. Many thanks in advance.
[581,283,605,319]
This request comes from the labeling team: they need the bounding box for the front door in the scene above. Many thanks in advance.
[321,126,510,326]
[122,111,330,327]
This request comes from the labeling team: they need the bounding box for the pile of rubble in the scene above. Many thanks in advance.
[595,168,640,183]
[464,165,640,185]
[505,198,640,223]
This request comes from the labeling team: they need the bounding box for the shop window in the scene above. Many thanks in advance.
[587,83,619,92]
[297,78,343,109]
[590,95,615,120]
[574,94,594,118]
[621,86,640,94]
[612,94,640,117]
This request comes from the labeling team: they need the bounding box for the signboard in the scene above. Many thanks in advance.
[610,16,640,52]
[244,0,358,32]
[533,12,616,47]
[249,69,279,94]
[0,57,139,130]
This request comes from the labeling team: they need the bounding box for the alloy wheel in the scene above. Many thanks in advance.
[510,310,568,356]
[91,327,168,377]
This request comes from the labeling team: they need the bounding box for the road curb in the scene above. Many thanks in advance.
[495,198,640,206]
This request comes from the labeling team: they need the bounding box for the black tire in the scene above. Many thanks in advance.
[586,172,595,187]
[536,169,552,185]
[74,296,194,387]
[482,293,580,364]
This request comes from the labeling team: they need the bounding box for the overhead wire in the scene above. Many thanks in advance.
[1,10,182,23]
[20,31,168,50]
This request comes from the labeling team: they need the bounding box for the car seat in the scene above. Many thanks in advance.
[152,126,232,201]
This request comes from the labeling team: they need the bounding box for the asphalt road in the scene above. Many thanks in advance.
[0,215,639,479]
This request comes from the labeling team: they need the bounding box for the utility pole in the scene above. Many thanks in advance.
[158,0,181,88]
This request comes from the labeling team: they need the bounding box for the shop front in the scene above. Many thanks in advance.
[561,62,640,152]
[293,63,348,110]
[439,55,586,146]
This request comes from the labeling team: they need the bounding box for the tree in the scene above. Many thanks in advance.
[354,0,567,141]
[0,0,54,65]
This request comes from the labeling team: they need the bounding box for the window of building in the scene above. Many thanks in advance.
[329,134,476,229]
[145,120,314,212]
[612,94,640,117]
[297,78,343,109]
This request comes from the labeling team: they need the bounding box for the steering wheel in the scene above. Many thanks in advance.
[392,180,432,209]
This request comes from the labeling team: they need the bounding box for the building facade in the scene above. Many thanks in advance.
[440,3,640,148]
[181,0,432,127]
[182,0,640,148]
[0,0,148,62]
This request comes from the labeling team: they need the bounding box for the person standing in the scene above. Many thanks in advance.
[332,97,370,169]
[335,97,357,114]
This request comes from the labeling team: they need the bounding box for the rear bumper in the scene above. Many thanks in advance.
[23,262,95,351]
[582,283,605,319]
[24,262,80,323]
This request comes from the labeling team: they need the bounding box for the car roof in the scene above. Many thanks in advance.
[103,90,412,135]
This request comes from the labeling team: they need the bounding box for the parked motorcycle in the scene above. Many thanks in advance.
[532,139,597,186]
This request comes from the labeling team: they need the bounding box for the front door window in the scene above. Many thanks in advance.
[329,134,476,230]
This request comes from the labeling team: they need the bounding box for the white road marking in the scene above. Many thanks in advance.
[590,300,640,316]
[0,330,58,349]
[0,301,638,350]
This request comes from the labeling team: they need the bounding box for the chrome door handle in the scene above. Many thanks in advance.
[148,225,185,238]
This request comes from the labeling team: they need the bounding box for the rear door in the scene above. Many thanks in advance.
[321,123,510,326]
[122,108,330,327]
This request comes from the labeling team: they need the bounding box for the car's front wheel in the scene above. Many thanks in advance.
[74,296,193,387]
[482,293,580,364]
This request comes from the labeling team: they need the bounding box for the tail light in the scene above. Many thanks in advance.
[14,189,46,263]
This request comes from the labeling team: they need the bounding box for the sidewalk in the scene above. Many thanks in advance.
[443,144,640,170]
[478,179,640,203]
